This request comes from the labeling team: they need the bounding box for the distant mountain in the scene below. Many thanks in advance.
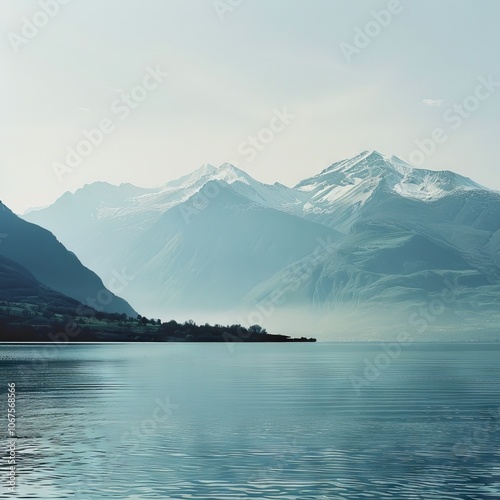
[0,201,136,316]
[24,165,309,276]
[23,165,343,316]
[0,253,312,343]
[23,152,500,339]
[119,182,342,316]
[295,150,484,232]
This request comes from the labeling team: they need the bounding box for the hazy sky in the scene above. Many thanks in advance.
[1,0,499,213]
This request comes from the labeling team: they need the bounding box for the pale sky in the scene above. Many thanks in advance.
[1,0,499,213]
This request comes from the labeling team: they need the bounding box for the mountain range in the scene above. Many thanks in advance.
[22,151,500,340]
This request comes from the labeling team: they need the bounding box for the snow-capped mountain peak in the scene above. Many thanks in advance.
[163,163,217,189]
[292,150,488,232]
[297,150,482,197]
[19,151,500,336]
[304,150,408,183]
[24,150,491,238]
[212,163,253,185]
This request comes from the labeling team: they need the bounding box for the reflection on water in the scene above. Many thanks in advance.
[0,343,499,499]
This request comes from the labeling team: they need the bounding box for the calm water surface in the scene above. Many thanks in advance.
[0,343,499,499]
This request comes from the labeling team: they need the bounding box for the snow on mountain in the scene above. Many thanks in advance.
[163,163,218,189]
[28,152,483,236]
[206,163,307,215]
[23,163,343,316]
[123,162,307,219]
[21,151,500,336]
[295,151,484,232]
[119,183,342,318]
[298,150,481,198]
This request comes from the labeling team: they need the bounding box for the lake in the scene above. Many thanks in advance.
[0,342,499,499]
